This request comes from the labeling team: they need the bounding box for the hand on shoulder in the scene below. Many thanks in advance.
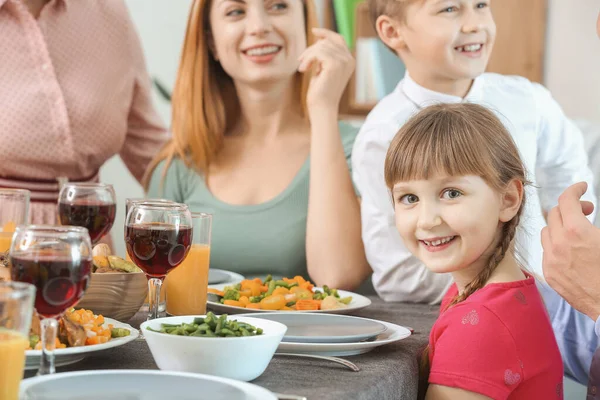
[541,182,600,321]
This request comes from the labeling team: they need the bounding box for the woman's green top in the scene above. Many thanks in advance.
[146,122,359,280]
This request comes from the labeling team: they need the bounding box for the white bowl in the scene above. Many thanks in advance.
[141,315,287,381]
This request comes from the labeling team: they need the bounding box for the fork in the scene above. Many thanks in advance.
[274,352,360,372]
[274,394,308,400]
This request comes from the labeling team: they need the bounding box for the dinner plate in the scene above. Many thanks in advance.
[273,319,411,356]
[20,370,277,400]
[206,285,371,315]
[239,312,387,343]
[24,318,139,370]
[208,269,245,285]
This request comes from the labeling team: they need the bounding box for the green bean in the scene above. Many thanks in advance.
[147,312,264,338]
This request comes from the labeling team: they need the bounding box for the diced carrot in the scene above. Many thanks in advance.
[281,306,294,311]
[246,303,261,309]
[295,300,320,311]
[259,285,268,293]
[238,289,252,297]
[239,296,250,306]
[293,276,306,285]
[207,288,225,296]
[223,300,245,308]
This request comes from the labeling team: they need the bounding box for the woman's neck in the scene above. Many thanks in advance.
[233,78,305,141]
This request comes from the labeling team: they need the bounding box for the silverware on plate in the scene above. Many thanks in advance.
[274,394,308,400]
[274,352,360,372]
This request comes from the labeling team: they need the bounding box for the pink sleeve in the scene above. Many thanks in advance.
[118,8,169,183]
[429,304,522,400]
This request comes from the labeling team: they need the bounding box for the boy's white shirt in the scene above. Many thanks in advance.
[352,72,597,304]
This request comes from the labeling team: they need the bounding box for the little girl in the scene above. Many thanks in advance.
[384,103,563,400]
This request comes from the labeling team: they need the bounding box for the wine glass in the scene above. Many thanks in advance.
[125,202,192,320]
[0,189,30,281]
[58,183,116,245]
[125,198,172,219]
[9,225,92,375]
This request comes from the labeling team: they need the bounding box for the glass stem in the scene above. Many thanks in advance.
[38,317,58,375]
[147,278,163,320]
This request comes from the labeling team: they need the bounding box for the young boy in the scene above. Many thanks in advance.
[353,0,597,304]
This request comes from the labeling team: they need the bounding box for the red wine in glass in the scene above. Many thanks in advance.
[125,223,192,278]
[10,254,92,318]
[58,201,116,245]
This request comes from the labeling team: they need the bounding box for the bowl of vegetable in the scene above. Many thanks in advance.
[140,312,287,381]
[77,244,147,322]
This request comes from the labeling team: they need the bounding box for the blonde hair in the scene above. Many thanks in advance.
[142,0,318,189]
[383,103,527,398]
[367,0,416,26]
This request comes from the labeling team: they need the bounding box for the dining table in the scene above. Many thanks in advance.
[23,297,439,400]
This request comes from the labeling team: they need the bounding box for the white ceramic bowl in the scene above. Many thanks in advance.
[141,315,287,381]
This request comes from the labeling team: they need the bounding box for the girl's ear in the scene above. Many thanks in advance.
[375,15,407,54]
[499,179,523,223]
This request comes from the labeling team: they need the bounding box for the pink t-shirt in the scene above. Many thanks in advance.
[428,276,564,399]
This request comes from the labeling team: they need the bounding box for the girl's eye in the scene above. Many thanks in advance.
[442,189,462,200]
[270,2,288,11]
[476,2,489,9]
[226,8,244,17]
[440,6,458,13]
[399,194,419,205]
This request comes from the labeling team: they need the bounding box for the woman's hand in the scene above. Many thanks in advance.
[298,28,355,115]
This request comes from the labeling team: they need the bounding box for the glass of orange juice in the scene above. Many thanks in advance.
[0,281,36,400]
[0,189,30,281]
[166,212,212,316]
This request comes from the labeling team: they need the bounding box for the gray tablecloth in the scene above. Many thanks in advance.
[24,298,438,400]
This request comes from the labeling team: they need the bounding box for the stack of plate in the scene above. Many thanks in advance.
[238,313,412,357]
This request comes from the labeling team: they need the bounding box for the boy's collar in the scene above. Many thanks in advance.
[400,72,484,108]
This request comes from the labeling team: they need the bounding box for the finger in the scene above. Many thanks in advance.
[298,42,338,73]
[540,227,553,279]
[558,182,592,229]
[311,27,348,47]
[548,206,563,230]
[581,200,595,216]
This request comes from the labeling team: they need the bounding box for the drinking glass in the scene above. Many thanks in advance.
[0,189,30,281]
[0,281,36,400]
[58,183,116,245]
[10,225,93,375]
[126,199,173,316]
[125,202,192,320]
[166,212,212,315]
[125,198,172,219]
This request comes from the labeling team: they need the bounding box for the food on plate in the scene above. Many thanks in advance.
[91,244,141,273]
[147,312,263,337]
[208,275,352,311]
[27,308,130,350]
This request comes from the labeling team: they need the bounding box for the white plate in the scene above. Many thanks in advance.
[239,312,387,343]
[206,285,371,315]
[20,370,277,400]
[24,318,139,370]
[208,269,245,285]
[274,319,411,356]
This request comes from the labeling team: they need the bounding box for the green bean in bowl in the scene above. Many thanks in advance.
[140,314,287,381]
[147,312,263,337]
